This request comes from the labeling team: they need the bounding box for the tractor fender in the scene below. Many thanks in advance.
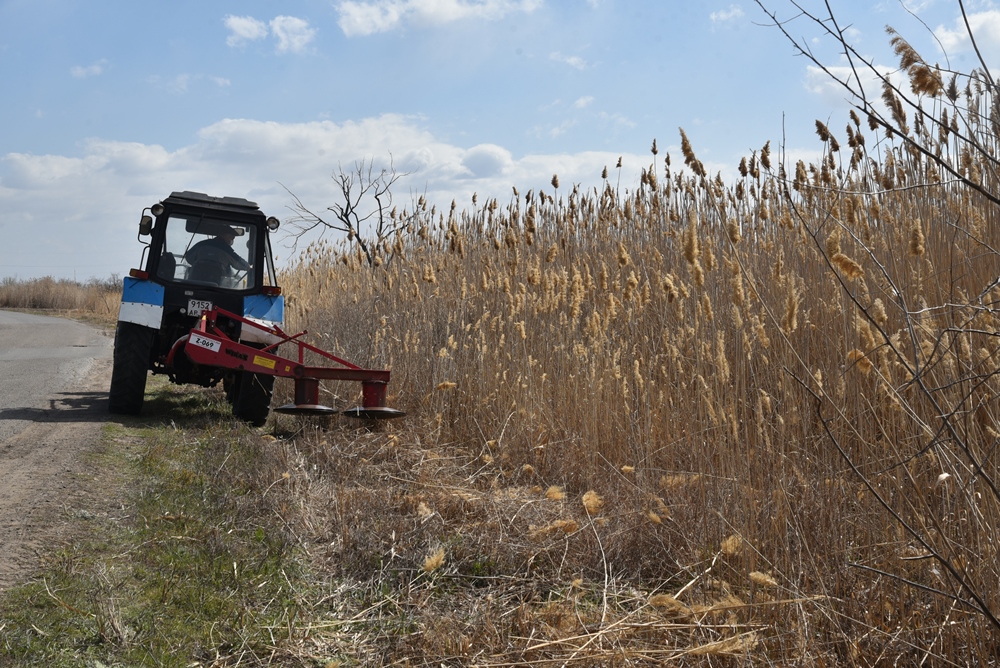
[118,277,165,329]
[241,294,284,345]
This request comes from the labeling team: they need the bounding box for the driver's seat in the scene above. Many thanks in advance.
[157,253,177,280]
[188,259,227,285]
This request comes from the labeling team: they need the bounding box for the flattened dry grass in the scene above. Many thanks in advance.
[251,421,834,665]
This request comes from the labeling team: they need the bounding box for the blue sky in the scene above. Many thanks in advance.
[1,0,996,280]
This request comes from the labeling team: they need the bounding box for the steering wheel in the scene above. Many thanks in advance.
[233,265,253,285]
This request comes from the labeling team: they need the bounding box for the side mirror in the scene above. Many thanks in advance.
[139,215,153,236]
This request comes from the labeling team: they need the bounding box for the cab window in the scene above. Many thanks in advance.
[156,215,258,290]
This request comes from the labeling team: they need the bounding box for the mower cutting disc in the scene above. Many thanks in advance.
[274,402,339,415]
[342,406,407,420]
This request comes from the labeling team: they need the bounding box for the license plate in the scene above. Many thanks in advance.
[188,299,213,317]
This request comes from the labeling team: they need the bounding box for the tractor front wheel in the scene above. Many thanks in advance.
[232,371,273,426]
[108,322,154,415]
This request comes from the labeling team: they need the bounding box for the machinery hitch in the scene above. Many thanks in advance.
[179,306,405,419]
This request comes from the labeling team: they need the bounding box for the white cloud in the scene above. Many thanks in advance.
[574,96,595,109]
[462,144,513,177]
[163,73,192,94]
[0,115,646,280]
[935,10,1000,67]
[225,14,315,53]
[335,0,542,37]
[546,120,576,138]
[271,16,317,53]
[147,73,229,95]
[336,2,405,35]
[709,4,744,23]
[597,111,636,130]
[224,15,269,47]
[550,51,587,70]
[803,61,898,109]
[70,59,108,79]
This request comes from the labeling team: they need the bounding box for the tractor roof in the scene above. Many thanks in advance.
[163,191,262,216]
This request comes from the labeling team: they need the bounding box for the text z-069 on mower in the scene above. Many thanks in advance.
[109,191,404,425]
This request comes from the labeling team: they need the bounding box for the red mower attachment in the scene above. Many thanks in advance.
[178,306,405,419]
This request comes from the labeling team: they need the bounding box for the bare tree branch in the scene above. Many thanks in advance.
[284,155,412,269]
[755,0,1000,632]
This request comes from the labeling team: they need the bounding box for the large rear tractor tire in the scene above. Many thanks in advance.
[223,372,239,405]
[232,371,273,427]
[108,322,154,415]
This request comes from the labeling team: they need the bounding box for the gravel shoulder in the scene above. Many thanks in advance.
[0,311,115,592]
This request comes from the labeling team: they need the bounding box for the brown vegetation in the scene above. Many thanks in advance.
[0,276,120,325]
[265,93,1000,660]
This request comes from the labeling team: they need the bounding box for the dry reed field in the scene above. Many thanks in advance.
[0,275,121,325]
[264,75,1000,662]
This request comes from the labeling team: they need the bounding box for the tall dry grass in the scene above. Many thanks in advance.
[0,275,121,325]
[272,111,1000,661]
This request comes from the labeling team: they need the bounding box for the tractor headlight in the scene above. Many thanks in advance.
[266,217,280,231]
[151,203,165,216]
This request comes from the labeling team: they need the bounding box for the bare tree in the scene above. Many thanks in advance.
[285,156,413,268]
[755,0,1000,632]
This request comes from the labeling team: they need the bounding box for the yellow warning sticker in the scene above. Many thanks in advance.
[253,355,276,370]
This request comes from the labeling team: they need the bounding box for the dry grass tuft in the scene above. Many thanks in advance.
[648,593,690,617]
[749,571,779,588]
[530,519,579,537]
[422,547,445,572]
[545,485,566,501]
[831,251,864,279]
[847,348,874,374]
[581,490,604,514]
[720,533,743,557]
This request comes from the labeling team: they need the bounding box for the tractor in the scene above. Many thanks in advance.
[109,190,403,425]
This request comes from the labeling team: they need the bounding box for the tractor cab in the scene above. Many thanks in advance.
[155,216,255,289]
[143,191,280,293]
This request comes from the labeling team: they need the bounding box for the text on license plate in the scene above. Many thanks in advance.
[190,333,221,353]
[188,299,213,317]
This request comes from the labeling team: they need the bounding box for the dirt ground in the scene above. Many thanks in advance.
[0,313,116,593]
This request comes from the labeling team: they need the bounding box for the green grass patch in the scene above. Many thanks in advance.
[0,380,309,667]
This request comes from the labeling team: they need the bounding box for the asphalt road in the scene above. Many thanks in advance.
[0,310,114,591]
[0,310,112,439]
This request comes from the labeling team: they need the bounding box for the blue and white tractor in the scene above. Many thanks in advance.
[109,191,284,425]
